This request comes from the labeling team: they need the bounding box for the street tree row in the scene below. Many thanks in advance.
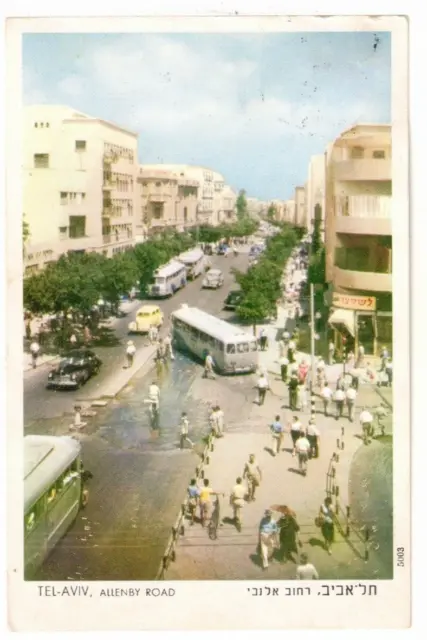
[232,222,304,333]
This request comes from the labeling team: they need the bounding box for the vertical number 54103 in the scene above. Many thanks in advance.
[396,547,405,567]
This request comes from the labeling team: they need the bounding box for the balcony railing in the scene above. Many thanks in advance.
[336,195,391,219]
[149,193,170,202]
[333,158,391,182]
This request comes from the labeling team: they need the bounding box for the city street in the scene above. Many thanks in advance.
[28,251,257,581]
[24,252,247,427]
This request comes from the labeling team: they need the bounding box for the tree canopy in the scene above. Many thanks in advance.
[236,189,248,220]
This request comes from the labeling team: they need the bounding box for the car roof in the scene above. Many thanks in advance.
[206,269,222,275]
[62,349,93,358]
[137,304,160,313]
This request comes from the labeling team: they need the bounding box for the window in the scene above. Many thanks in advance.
[226,344,236,354]
[250,341,258,351]
[34,123,38,128]
[34,153,49,168]
[372,149,385,159]
[155,182,162,187]
[75,140,87,151]
[46,123,50,128]
[60,192,68,204]
[215,340,224,351]
[237,343,249,353]
[351,146,364,159]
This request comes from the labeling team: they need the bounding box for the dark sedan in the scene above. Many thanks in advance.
[47,349,102,390]
[223,290,244,311]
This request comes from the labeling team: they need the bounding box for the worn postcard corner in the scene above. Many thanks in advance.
[6,13,410,632]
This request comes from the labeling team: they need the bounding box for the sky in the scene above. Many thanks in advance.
[23,32,391,200]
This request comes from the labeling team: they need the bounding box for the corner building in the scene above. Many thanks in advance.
[23,105,139,274]
[325,124,392,358]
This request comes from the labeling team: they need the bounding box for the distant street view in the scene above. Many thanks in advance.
[22,32,393,582]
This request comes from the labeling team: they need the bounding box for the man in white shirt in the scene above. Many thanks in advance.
[126,340,136,367]
[296,553,319,580]
[360,408,374,444]
[215,406,225,437]
[148,381,160,411]
[29,340,40,369]
[203,351,216,379]
[334,387,346,420]
[295,432,310,476]
[256,373,269,406]
[320,383,333,417]
[230,477,246,531]
[164,333,174,360]
[179,412,193,450]
[345,386,357,422]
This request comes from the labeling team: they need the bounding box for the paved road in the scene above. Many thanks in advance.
[28,253,254,581]
[24,253,246,428]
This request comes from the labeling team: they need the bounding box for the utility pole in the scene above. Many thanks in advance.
[309,281,316,422]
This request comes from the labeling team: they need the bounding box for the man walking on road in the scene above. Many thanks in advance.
[289,415,303,456]
[320,382,332,417]
[203,351,216,379]
[259,328,268,351]
[279,354,289,382]
[328,341,335,366]
[179,412,194,450]
[288,373,299,411]
[258,510,279,570]
[215,405,225,437]
[307,418,320,459]
[334,387,346,420]
[125,340,136,367]
[243,454,262,502]
[230,477,246,532]
[346,385,357,422]
[255,373,269,406]
[29,339,40,369]
[270,415,284,456]
[295,431,310,476]
[360,407,374,444]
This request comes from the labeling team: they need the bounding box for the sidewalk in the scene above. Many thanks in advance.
[23,353,59,372]
[165,375,388,581]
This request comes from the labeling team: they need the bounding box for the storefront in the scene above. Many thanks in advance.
[328,292,392,358]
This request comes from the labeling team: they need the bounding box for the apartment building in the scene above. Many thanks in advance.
[305,154,326,238]
[218,185,237,224]
[23,105,139,274]
[325,124,392,357]
[294,186,307,228]
[137,167,199,235]
[140,164,231,227]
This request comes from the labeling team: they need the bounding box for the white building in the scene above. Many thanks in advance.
[23,105,139,274]
[306,154,326,238]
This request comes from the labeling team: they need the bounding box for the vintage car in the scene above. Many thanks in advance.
[47,349,102,390]
[202,268,225,289]
[223,290,244,311]
[128,304,164,334]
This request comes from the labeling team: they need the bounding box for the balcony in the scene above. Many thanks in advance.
[335,195,392,235]
[149,193,170,203]
[178,178,199,188]
[333,158,391,182]
[334,266,392,293]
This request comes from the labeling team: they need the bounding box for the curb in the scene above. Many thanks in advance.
[23,355,60,373]
[373,385,393,410]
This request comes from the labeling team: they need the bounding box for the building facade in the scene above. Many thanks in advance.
[140,164,232,227]
[23,105,139,274]
[325,124,392,357]
[305,154,326,238]
[294,186,307,228]
[137,167,199,235]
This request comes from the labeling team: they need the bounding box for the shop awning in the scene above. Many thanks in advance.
[328,308,356,337]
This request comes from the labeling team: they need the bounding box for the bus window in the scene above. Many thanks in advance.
[237,343,249,353]
[25,495,45,535]
[250,341,258,351]
[47,486,57,505]
[215,340,224,351]
[155,276,166,285]
[226,344,236,354]
[25,511,36,535]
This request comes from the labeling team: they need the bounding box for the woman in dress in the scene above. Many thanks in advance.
[277,506,300,562]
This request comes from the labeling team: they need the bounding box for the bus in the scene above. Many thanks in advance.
[147,261,187,298]
[24,435,84,577]
[178,247,206,279]
[171,305,258,374]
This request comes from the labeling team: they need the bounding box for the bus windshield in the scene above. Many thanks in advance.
[155,277,166,284]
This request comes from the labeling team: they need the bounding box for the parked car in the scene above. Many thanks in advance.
[128,304,163,334]
[223,290,244,310]
[202,268,224,289]
[47,349,102,390]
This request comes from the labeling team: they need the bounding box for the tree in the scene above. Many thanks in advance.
[267,203,278,222]
[236,189,248,220]
[236,290,276,335]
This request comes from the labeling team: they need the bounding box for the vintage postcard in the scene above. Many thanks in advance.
[6,13,410,631]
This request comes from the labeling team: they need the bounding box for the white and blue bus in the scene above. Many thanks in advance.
[178,248,206,279]
[147,261,187,298]
[171,305,258,374]
[24,435,83,577]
